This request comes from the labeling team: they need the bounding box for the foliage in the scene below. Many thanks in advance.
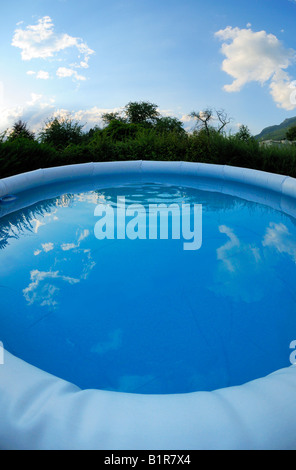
[8,120,35,142]
[124,101,160,126]
[39,116,84,149]
[235,125,254,143]
[101,112,127,125]
[286,125,296,142]
[102,120,140,141]
[154,117,186,136]
[0,138,58,178]
[0,130,8,143]
[256,116,296,142]
[1,102,296,180]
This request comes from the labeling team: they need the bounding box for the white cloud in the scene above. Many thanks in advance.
[213,225,266,303]
[56,67,86,81]
[12,16,94,81]
[27,93,43,106]
[263,222,296,262]
[61,229,90,251]
[71,106,123,125]
[41,242,54,253]
[0,92,56,132]
[217,225,241,272]
[37,70,50,80]
[0,99,189,135]
[12,16,75,60]
[23,270,80,308]
[269,70,296,110]
[61,243,77,251]
[78,229,90,243]
[215,26,296,109]
[27,70,50,80]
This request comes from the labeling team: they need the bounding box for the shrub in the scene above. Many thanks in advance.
[39,116,85,149]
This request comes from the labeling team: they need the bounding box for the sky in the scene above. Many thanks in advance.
[1,0,296,135]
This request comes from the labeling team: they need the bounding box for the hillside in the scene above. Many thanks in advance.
[255,116,296,141]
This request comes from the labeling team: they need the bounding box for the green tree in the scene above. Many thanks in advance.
[8,120,35,141]
[103,120,138,141]
[155,116,186,136]
[235,125,253,142]
[39,116,84,149]
[124,101,160,125]
[286,126,296,142]
[0,129,8,143]
[101,112,126,126]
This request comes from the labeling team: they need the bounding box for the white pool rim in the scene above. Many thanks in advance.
[1,160,296,450]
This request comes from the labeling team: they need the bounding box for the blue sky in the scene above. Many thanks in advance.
[1,0,296,135]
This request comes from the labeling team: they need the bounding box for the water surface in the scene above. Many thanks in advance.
[0,182,296,394]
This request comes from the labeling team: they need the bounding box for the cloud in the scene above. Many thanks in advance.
[215,26,296,109]
[12,16,94,62]
[213,225,266,303]
[91,329,123,356]
[56,67,86,81]
[23,270,80,308]
[78,229,90,243]
[61,243,77,251]
[41,242,54,253]
[27,70,50,80]
[12,16,94,81]
[0,92,56,131]
[0,99,189,135]
[61,229,90,251]
[263,222,296,262]
[217,225,241,272]
[269,70,296,110]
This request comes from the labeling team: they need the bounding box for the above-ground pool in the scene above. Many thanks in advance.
[1,161,296,450]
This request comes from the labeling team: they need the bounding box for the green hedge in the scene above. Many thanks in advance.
[0,129,296,179]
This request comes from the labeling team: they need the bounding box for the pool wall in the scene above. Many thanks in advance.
[1,160,296,199]
[1,161,296,450]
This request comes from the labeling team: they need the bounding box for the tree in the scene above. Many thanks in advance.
[0,129,8,143]
[124,101,160,125]
[101,112,126,126]
[103,120,138,141]
[39,115,84,149]
[8,120,35,141]
[286,126,296,142]
[216,109,232,134]
[235,125,253,142]
[155,116,186,136]
[189,108,232,136]
[189,109,213,137]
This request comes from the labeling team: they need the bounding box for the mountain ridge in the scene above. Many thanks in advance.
[255,116,296,141]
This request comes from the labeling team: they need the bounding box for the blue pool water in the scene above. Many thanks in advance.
[0,182,296,394]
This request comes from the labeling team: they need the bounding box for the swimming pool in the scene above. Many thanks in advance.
[1,161,296,449]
